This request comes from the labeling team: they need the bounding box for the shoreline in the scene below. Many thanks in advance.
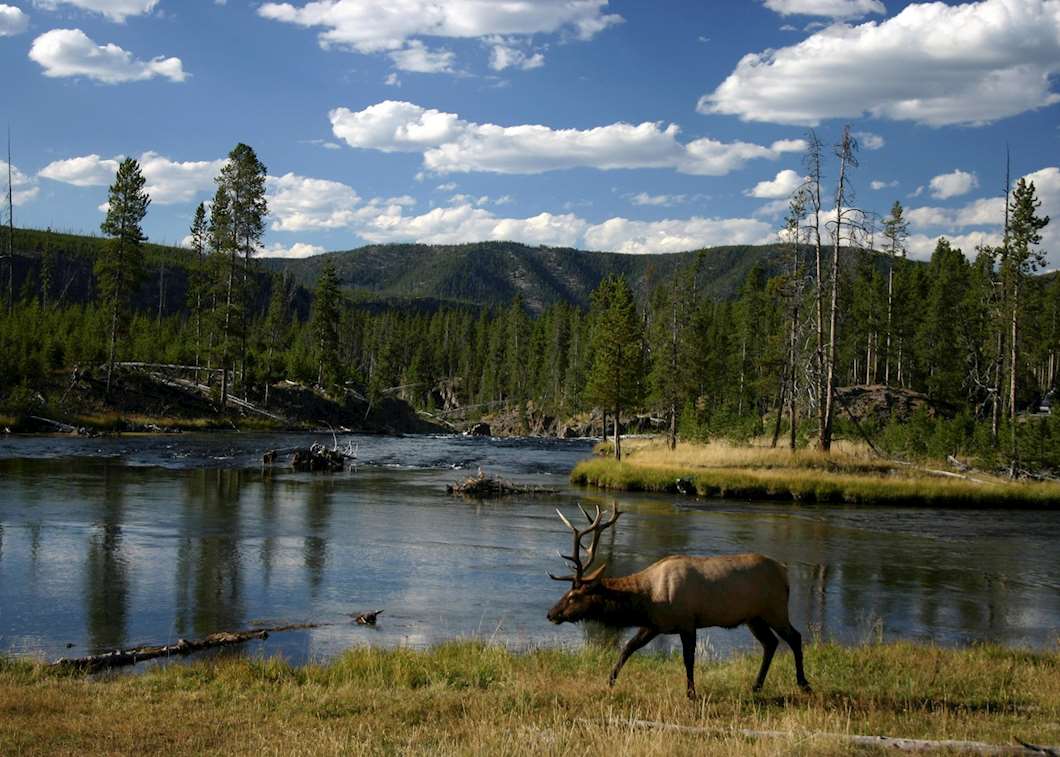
[570,440,1060,508]
[1,641,1057,754]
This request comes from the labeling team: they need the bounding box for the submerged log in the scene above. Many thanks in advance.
[51,623,321,674]
[446,468,559,498]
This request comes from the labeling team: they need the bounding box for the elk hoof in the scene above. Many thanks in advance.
[686,688,697,700]
[751,683,763,693]
[798,681,813,693]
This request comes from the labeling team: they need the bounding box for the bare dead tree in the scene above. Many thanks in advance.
[820,125,861,452]
[803,131,826,444]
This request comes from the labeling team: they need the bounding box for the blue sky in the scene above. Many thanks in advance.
[1,0,1058,263]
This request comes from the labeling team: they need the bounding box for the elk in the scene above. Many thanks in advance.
[546,504,810,698]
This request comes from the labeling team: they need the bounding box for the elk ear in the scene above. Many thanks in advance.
[582,563,608,584]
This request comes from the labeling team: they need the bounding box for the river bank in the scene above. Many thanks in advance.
[571,439,1060,508]
[1,642,1057,755]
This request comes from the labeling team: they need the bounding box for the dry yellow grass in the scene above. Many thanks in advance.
[0,642,1057,755]
[574,438,1060,506]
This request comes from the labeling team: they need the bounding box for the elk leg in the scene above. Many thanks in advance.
[774,624,811,691]
[747,618,778,692]
[609,627,657,687]
[679,630,697,699]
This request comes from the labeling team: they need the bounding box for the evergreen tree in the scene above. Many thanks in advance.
[216,144,267,394]
[585,275,644,459]
[97,157,150,396]
[1003,178,1050,469]
[311,259,341,386]
[881,200,909,386]
[188,202,207,369]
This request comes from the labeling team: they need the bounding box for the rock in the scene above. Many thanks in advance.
[465,421,492,437]
[835,384,954,425]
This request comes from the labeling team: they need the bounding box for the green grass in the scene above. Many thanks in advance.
[0,642,1056,755]
[572,440,1060,507]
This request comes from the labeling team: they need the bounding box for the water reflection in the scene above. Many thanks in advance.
[0,437,1057,666]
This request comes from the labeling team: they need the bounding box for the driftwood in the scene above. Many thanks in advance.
[51,623,321,674]
[264,441,355,472]
[446,468,559,498]
[589,718,1059,755]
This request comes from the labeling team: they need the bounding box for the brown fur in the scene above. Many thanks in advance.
[548,553,810,698]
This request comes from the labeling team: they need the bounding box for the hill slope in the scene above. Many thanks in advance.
[261,240,797,312]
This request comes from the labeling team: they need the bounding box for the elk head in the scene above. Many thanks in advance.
[546,503,621,624]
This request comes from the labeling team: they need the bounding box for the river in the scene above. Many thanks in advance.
[0,433,1057,666]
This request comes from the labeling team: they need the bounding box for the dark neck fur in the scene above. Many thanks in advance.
[585,578,649,628]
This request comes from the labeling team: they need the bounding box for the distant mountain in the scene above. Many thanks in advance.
[261,240,799,313]
[8,227,901,315]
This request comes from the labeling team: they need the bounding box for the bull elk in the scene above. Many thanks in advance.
[546,504,810,698]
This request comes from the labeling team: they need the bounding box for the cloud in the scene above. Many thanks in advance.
[745,168,804,198]
[702,0,1060,126]
[267,171,416,232]
[329,100,806,176]
[906,166,1059,265]
[582,216,775,254]
[387,40,455,73]
[33,0,159,22]
[629,192,687,207]
[854,131,884,150]
[929,169,979,199]
[0,4,29,35]
[29,28,186,83]
[0,162,40,205]
[870,179,898,191]
[260,242,328,259]
[39,152,222,203]
[762,0,884,18]
[258,0,620,73]
[384,72,401,86]
[487,38,545,71]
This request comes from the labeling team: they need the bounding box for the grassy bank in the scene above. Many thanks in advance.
[571,439,1060,507]
[1,642,1057,755]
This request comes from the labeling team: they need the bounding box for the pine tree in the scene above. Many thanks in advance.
[208,184,237,408]
[311,259,341,387]
[585,275,644,460]
[216,144,267,395]
[1003,178,1050,470]
[188,202,207,370]
[881,201,909,386]
[97,157,150,397]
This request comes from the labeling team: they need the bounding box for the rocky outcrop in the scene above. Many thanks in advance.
[835,384,955,425]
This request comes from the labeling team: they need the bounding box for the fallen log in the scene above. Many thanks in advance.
[51,623,321,674]
[587,718,1059,755]
[446,468,559,498]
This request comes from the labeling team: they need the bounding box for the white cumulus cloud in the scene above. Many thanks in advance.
[329,100,806,176]
[906,166,1059,265]
[702,0,1060,126]
[258,0,621,51]
[0,4,29,35]
[39,152,221,203]
[929,169,979,199]
[29,28,186,83]
[1,161,41,205]
[258,0,619,71]
[33,0,159,22]
[870,179,899,190]
[387,40,455,73]
[854,131,885,150]
[629,192,687,207]
[488,38,545,71]
[745,168,804,198]
[762,0,885,18]
[260,242,327,259]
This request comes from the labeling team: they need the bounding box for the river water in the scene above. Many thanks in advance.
[0,433,1057,666]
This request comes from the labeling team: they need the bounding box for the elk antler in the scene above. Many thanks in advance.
[548,503,621,585]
